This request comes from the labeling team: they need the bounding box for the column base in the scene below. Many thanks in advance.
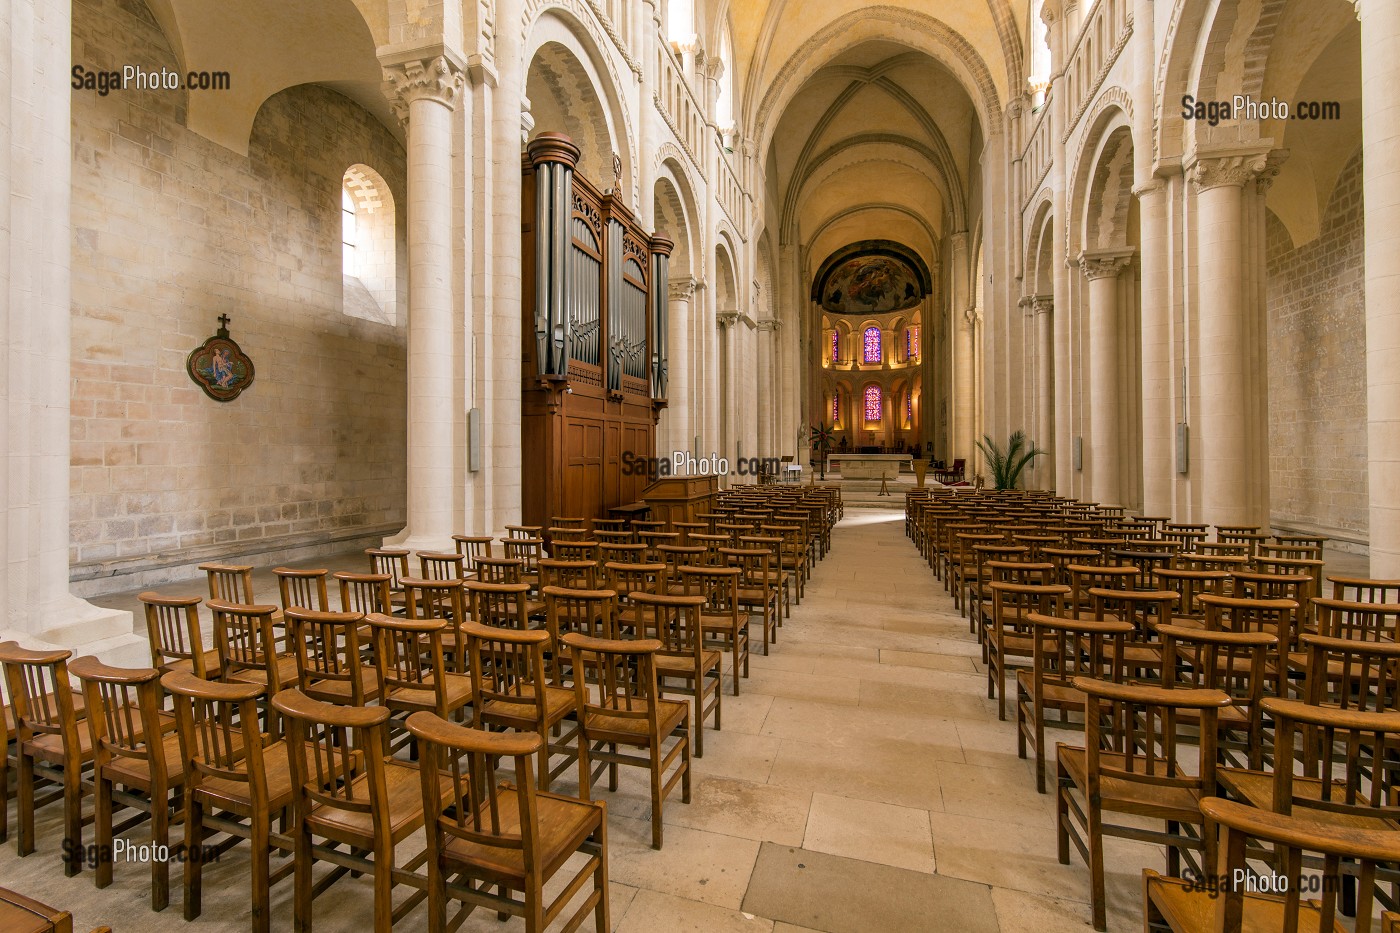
[0,594,145,665]
[384,529,458,554]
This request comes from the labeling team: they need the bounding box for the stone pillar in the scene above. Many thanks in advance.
[1081,249,1135,507]
[1190,151,1266,527]
[757,319,781,454]
[0,0,134,646]
[1033,296,1055,489]
[1136,180,1173,517]
[717,309,739,474]
[949,232,975,463]
[666,276,696,454]
[1043,0,1074,493]
[383,54,464,551]
[1357,0,1400,575]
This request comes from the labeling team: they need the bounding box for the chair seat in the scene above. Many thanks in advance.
[442,788,602,885]
[1014,672,1086,711]
[1146,870,1344,933]
[226,654,301,691]
[103,729,187,789]
[479,685,575,729]
[306,759,449,848]
[194,739,298,816]
[1057,744,1205,821]
[1218,768,1400,833]
[160,649,224,679]
[656,651,722,677]
[23,726,96,765]
[303,666,382,706]
[384,672,475,715]
[584,699,687,746]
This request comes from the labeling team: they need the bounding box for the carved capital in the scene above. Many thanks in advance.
[1132,179,1167,199]
[1256,149,1290,193]
[716,309,740,329]
[1189,151,1269,192]
[668,276,698,301]
[1079,249,1135,280]
[1017,295,1036,316]
[1032,294,1054,316]
[383,55,464,122]
[756,319,782,333]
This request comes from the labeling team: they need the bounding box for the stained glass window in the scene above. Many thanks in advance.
[906,325,920,361]
[906,391,913,421]
[832,330,840,362]
[832,394,840,423]
[864,384,881,422]
[863,326,882,364]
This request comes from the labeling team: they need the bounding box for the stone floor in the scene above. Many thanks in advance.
[0,511,1369,931]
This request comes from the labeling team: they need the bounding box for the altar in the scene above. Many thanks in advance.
[827,453,912,480]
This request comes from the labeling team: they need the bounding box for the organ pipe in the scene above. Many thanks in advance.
[526,133,580,377]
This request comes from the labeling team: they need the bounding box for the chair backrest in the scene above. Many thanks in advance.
[476,556,525,584]
[405,712,546,881]
[1327,575,1400,604]
[1153,568,1230,622]
[561,633,663,731]
[553,540,601,564]
[1089,588,1179,641]
[630,592,707,657]
[451,535,494,571]
[209,599,284,690]
[285,608,370,704]
[542,586,617,642]
[272,688,392,837]
[199,562,256,603]
[502,538,543,574]
[989,582,1070,634]
[595,529,638,546]
[1298,632,1400,714]
[1157,624,1276,715]
[1066,564,1140,610]
[504,525,543,540]
[334,571,393,615]
[0,642,81,757]
[465,581,533,630]
[273,567,329,613]
[402,577,466,624]
[366,548,411,590]
[718,547,772,589]
[539,558,600,590]
[368,614,451,708]
[70,657,167,785]
[1026,612,1132,692]
[418,551,466,581]
[606,561,666,602]
[1072,677,1230,801]
[1199,594,1299,651]
[1311,596,1400,643]
[138,591,209,676]
[1197,795,1400,933]
[599,542,647,565]
[162,670,269,799]
[679,565,741,624]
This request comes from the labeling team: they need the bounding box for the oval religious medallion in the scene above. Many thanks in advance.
[187,314,255,402]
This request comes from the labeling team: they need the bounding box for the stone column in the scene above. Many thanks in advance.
[384,54,464,551]
[1357,0,1400,575]
[1190,151,1266,527]
[756,319,781,454]
[0,0,133,646]
[717,309,739,474]
[949,232,975,463]
[666,276,696,455]
[1081,249,1135,507]
[1033,296,1055,489]
[1136,180,1173,517]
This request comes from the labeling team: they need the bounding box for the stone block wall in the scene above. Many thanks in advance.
[69,0,408,584]
[1265,148,1367,543]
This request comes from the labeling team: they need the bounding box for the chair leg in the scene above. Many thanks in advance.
[1087,804,1106,932]
[537,733,551,793]
[18,751,35,856]
[184,798,204,922]
[576,739,592,801]
[373,840,394,933]
[0,746,9,844]
[63,765,84,877]
[649,746,664,850]
[1055,769,1071,866]
[251,816,272,933]
[152,788,170,911]
[592,817,609,933]
[680,712,692,806]
[95,775,113,889]
[294,825,314,933]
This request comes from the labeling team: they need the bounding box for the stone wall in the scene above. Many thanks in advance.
[69,0,408,586]
[1265,148,1367,544]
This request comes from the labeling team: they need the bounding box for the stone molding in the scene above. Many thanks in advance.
[383,55,465,122]
[668,276,698,301]
[1078,248,1136,280]
[1132,178,1167,199]
[717,309,740,329]
[1256,149,1290,194]
[1032,294,1054,316]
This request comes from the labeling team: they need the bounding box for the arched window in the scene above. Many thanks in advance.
[832,392,840,425]
[863,326,882,364]
[341,165,398,325]
[716,23,735,140]
[906,390,913,422]
[831,329,840,363]
[1029,0,1051,108]
[668,0,694,43]
[864,384,882,422]
[906,325,920,361]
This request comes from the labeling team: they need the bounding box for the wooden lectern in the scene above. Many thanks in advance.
[642,475,718,530]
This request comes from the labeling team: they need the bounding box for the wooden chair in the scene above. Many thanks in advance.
[162,671,296,932]
[553,540,602,564]
[273,567,330,614]
[1157,624,1277,770]
[561,633,690,849]
[272,687,446,932]
[502,538,545,591]
[405,712,608,933]
[285,608,379,707]
[680,565,749,696]
[985,582,1070,720]
[1199,594,1300,697]
[367,614,474,735]
[1145,795,1400,933]
[1328,575,1400,604]
[465,580,534,630]
[464,622,579,792]
[210,600,297,736]
[139,591,220,679]
[451,535,493,574]
[539,558,601,591]
[0,643,93,874]
[418,551,466,582]
[1016,612,1132,793]
[366,548,411,612]
[1296,632,1400,727]
[199,561,257,604]
[599,541,647,565]
[504,525,544,540]
[721,546,780,656]
[1,688,10,845]
[542,586,617,646]
[69,658,182,910]
[607,561,666,637]
[402,577,467,671]
[632,592,722,758]
[1056,677,1231,931]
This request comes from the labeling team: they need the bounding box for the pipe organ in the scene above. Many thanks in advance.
[521,133,671,524]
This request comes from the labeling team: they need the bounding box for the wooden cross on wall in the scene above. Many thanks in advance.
[216,314,231,337]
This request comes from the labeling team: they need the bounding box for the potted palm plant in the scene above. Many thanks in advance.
[810,422,834,480]
[974,431,1045,490]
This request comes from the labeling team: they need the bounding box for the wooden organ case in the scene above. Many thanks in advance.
[521,133,672,525]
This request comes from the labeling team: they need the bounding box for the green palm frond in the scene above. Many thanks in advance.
[975,430,1045,490]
